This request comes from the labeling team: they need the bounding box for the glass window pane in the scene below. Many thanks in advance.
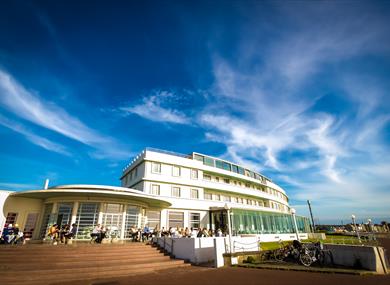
[75,203,99,239]
[193,154,204,162]
[232,165,239,173]
[169,211,184,228]
[215,160,224,169]
[222,162,231,171]
[189,213,200,229]
[204,157,215,167]
[238,167,245,175]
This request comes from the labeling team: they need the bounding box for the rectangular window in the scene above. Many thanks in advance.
[222,161,231,171]
[168,211,184,228]
[232,197,238,203]
[214,194,221,201]
[190,189,199,199]
[189,213,200,229]
[223,178,230,184]
[145,210,160,230]
[223,195,231,202]
[215,160,224,169]
[238,167,245,175]
[232,165,239,173]
[193,154,204,162]
[172,165,181,177]
[152,162,161,173]
[203,174,211,181]
[204,192,212,200]
[150,184,160,195]
[5,212,18,225]
[191,169,198,179]
[204,157,215,167]
[75,203,100,239]
[215,177,220,182]
[238,197,243,204]
[134,167,138,177]
[171,186,181,197]
[245,183,250,188]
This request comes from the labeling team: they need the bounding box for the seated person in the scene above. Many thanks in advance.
[90,224,101,243]
[64,223,77,244]
[142,225,151,241]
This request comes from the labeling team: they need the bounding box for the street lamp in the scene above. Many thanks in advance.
[290,208,300,241]
[224,203,233,254]
[351,214,361,243]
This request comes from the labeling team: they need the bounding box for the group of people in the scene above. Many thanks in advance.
[160,227,225,238]
[0,224,24,244]
[47,223,77,245]
[127,225,226,241]
[90,224,108,243]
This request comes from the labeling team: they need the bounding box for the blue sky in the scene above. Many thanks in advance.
[0,0,389,224]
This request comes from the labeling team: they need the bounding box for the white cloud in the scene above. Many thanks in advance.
[0,69,130,160]
[194,3,390,220]
[0,182,39,190]
[0,114,71,156]
[121,90,190,124]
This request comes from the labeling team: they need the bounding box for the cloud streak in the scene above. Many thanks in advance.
[120,90,190,124]
[0,69,130,160]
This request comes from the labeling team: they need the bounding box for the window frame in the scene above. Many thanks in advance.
[151,162,162,174]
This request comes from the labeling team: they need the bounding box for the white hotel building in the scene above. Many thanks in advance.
[0,148,310,240]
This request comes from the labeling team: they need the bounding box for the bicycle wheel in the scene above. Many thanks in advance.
[300,253,312,267]
[274,249,285,262]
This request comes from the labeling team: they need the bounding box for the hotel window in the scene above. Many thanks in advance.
[223,195,231,202]
[203,174,211,181]
[194,154,204,162]
[145,210,160,230]
[222,161,231,171]
[232,165,239,173]
[190,189,199,199]
[152,162,161,173]
[168,211,184,228]
[223,178,230,184]
[214,194,221,201]
[5,212,18,225]
[172,165,181,177]
[171,186,181,197]
[75,203,100,239]
[58,203,73,226]
[191,169,198,179]
[215,177,220,182]
[150,184,160,195]
[215,160,224,169]
[238,198,243,203]
[232,197,238,203]
[204,157,215,167]
[237,167,245,175]
[245,183,250,188]
[189,213,200,229]
[204,192,212,200]
[134,167,138,177]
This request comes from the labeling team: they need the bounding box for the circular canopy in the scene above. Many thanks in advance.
[9,184,172,208]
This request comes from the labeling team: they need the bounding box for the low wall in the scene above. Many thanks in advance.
[257,233,308,242]
[324,244,388,274]
[154,236,259,265]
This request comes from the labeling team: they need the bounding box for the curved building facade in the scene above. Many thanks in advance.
[0,148,310,241]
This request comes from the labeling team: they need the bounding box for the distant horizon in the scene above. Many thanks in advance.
[1,1,389,223]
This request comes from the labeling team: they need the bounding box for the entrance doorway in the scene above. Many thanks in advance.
[211,210,228,234]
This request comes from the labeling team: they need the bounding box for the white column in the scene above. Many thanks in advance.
[98,203,104,225]
[121,205,127,239]
[51,202,58,214]
[291,208,300,241]
[70,201,79,225]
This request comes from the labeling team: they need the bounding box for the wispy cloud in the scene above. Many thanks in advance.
[0,69,130,160]
[0,182,39,190]
[120,90,190,124]
[194,3,390,220]
[0,114,70,156]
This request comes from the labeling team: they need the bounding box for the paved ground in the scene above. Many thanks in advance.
[60,266,390,285]
[53,237,390,285]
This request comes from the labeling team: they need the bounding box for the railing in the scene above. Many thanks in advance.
[145,147,191,159]
[233,238,261,252]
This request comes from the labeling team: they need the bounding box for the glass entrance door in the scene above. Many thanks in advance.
[212,210,228,234]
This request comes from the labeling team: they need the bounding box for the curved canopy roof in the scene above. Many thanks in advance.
[9,184,171,208]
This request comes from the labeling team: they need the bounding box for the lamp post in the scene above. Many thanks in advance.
[351,214,361,243]
[290,208,300,241]
[224,203,233,254]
